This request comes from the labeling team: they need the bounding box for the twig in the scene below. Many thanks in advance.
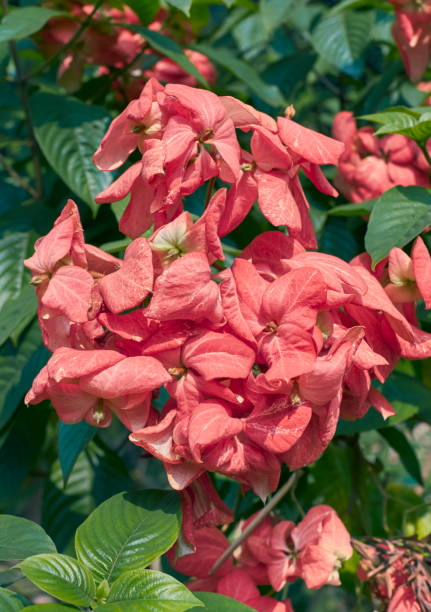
[25,0,104,80]
[0,151,38,198]
[204,176,215,210]
[2,0,43,199]
[209,470,303,575]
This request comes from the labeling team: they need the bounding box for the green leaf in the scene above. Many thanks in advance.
[58,421,97,487]
[0,232,32,311]
[0,587,26,611]
[0,568,23,588]
[311,10,374,74]
[328,199,376,216]
[0,319,48,430]
[191,592,257,611]
[43,439,132,552]
[0,515,56,561]
[0,404,50,512]
[365,186,431,265]
[123,0,160,24]
[0,7,63,43]
[75,490,181,583]
[193,43,286,108]
[22,606,77,611]
[377,370,431,423]
[98,569,202,611]
[131,27,208,88]
[19,553,96,607]
[30,93,113,215]
[378,427,423,485]
[166,0,192,16]
[0,285,37,348]
[362,107,431,145]
[260,0,293,32]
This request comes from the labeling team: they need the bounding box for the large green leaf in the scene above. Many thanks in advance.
[131,27,208,88]
[328,200,376,217]
[0,319,48,430]
[43,440,131,552]
[123,0,160,24]
[362,107,431,145]
[311,10,374,74]
[378,427,423,485]
[0,568,23,588]
[0,7,63,43]
[0,587,26,611]
[75,490,181,583]
[191,592,257,611]
[98,569,202,611]
[0,232,32,311]
[19,553,96,607]
[0,515,56,561]
[0,285,37,348]
[260,0,294,32]
[166,0,192,16]
[58,421,97,487]
[23,606,77,611]
[0,403,50,513]
[365,186,431,265]
[193,43,286,108]
[30,93,113,214]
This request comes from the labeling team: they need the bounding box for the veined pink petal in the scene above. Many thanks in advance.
[50,383,98,424]
[130,409,180,463]
[245,397,312,454]
[84,244,121,275]
[412,236,431,308]
[277,117,344,165]
[41,266,93,323]
[24,216,75,275]
[93,111,138,171]
[99,237,153,313]
[257,171,301,229]
[164,84,226,130]
[79,355,170,398]
[261,267,326,328]
[183,330,255,380]
[251,126,293,172]
[162,115,197,165]
[47,347,124,382]
[188,401,243,461]
[210,117,240,179]
[145,252,223,323]
[169,526,231,578]
[218,269,257,346]
[164,461,205,490]
[95,161,142,204]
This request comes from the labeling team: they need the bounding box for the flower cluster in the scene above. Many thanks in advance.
[93,78,343,247]
[354,536,431,611]
[389,0,431,82]
[24,81,431,503]
[38,2,215,94]
[332,111,430,202]
[168,504,352,611]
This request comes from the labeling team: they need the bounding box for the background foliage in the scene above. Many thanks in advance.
[0,0,430,609]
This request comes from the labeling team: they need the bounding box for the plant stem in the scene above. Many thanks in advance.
[209,470,303,576]
[2,0,43,199]
[204,175,215,210]
[25,0,104,80]
[0,152,38,198]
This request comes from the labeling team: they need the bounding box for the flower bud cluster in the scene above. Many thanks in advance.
[354,536,431,611]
